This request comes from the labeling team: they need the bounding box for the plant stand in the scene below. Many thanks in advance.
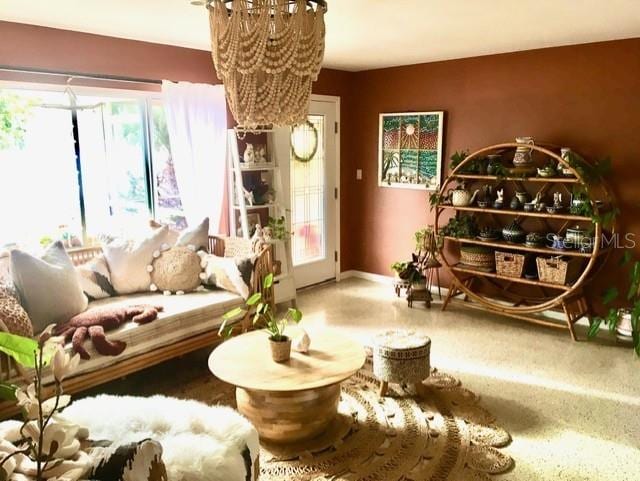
[393,278,411,297]
[435,142,615,340]
[407,285,432,308]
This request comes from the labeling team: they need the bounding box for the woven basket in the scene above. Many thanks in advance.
[460,245,495,269]
[536,256,583,285]
[495,251,525,278]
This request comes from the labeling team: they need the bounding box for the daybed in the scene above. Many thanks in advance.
[0,236,272,419]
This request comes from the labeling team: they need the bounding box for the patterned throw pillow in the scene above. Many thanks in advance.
[198,252,255,299]
[0,285,33,337]
[77,255,116,301]
[87,439,168,481]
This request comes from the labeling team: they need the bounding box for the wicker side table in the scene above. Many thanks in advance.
[373,330,431,397]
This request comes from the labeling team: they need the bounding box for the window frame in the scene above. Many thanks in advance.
[0,80,167,244]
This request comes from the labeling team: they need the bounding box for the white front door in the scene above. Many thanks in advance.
[288,99,338,288]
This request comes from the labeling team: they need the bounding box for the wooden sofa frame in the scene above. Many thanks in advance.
[0,236,273,419]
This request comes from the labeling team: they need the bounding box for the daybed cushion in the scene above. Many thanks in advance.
[64,289,243,378]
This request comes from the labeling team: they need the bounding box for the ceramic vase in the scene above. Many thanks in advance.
[512,136,535,167]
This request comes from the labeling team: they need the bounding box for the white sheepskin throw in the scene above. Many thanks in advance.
[62,394,259,481]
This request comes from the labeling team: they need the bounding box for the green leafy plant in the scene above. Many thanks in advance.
[267,216,290,241]
[390,261,409,274]
[440,215,479,239]
[0,329,81,480]
[220,273,302,342]
[0,92,36,151]
[428,191,443,210]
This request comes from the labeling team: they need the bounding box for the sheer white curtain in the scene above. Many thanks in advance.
[161,81,228,234]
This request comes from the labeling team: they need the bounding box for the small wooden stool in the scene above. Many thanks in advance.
[373,330,431,398]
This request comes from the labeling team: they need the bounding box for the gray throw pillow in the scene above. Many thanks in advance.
[11,241,88,333]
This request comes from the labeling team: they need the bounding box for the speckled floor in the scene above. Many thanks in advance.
[298,277,640,481]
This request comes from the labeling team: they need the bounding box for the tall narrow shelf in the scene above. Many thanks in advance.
[435,142,615,341]
[226,129,297,307]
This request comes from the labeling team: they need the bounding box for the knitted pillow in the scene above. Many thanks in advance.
[77,255,116,301]
[148,246,203,295]
[11,241,88,333]
[198,252,255,299]
[0,285,33,337]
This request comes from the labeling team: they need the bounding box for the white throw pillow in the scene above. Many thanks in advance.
[11,241,88,333]
[150,217,210,251]
[102,226,171,295]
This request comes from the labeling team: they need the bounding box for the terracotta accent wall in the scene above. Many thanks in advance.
[0,21,356,266]
[346,39,640,299]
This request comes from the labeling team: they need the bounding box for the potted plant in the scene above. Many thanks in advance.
[390,261,410,280]
[588,253,640,355]
[0,328,85,481]
[220,273,303,362]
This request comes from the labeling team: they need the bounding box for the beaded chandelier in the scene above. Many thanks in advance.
[206,0,327,131]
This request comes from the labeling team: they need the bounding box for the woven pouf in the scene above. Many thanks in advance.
[373,330,431,397]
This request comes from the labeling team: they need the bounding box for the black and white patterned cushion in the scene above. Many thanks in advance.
[77,255,116,301]
[87,438,168,481]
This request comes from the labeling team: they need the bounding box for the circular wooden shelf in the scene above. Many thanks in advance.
[435,142,615,319]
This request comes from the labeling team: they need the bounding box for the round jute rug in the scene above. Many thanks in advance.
[163,357,514,481]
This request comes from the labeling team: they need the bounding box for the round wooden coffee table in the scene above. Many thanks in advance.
[209,329,366,443]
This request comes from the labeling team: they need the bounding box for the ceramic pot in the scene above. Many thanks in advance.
[570,195,590,215]
[449,186,480,207]
[565,225,588,249]
[269,336,292,362]
[616,309,634,339]
[525,232,545,247]
[559,148,574,176]
[509,197,521,210]
[502,220,526,243]
[513,136,535,167]
[515,191,530,204]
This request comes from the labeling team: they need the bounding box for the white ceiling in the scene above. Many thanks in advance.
[2,0,640,71]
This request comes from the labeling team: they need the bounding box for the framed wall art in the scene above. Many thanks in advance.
[378,111,444,190]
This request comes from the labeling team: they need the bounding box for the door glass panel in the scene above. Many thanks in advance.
[290,115,325,266]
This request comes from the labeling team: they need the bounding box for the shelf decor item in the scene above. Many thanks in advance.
[502,220,526,243]
[205,0,326,131]
[536,256,583,285]
[448,184,479,206]
[495,251,526,278]
[460,245,495,270]
[509,136,537,175]
[379,112,444,190]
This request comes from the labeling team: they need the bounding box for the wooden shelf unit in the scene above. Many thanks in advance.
[435,142,615,341]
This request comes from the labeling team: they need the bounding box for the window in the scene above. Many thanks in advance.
[0,86,185,251]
